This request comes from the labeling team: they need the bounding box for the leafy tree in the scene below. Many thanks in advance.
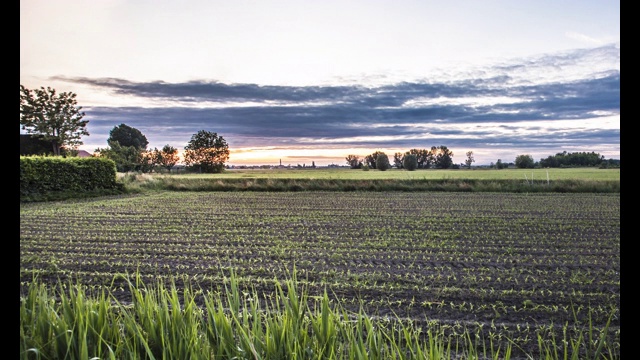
[464,151,475,169]
[375,152,391,171]
[402,153,418,171]
[108,123,149,149]
[154,145,180,172]
[94,124,152,172]
[495,159,505,169]
[364,151,385,169]
[345,155,362,169]
[538,151,605,168]
[94,141,143,172]
[184,130,230,173]
[407,148,432,169]
[139,150,157,173]
[434,146,454,169]
[515,154,535,169]
[20,85,89,155]
[393,152,404,169]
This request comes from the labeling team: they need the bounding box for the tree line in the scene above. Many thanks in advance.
[346,146,467,171]
[93,125,230,173]
[20,85,230,173]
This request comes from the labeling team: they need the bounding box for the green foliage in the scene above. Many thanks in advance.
[20,156,124,201]
[94,141,146,172]
[184,130,230,173]
[345,155,362,169]
[403,154,418,171]
[394,152,404,169]
[515,154,536,169]
[406,148,433,169]
[153,145,180,171]
[375,152,391,171]
[20,192,620,358]
[118,175,619,193]
[107,123,149,149]
[364,151,385,169]
[19,266,619,359]
[20,85,89,156]
[434,145,454,169]
[465,151,475,168]
[93,124,153,172]
[539,151,608,168]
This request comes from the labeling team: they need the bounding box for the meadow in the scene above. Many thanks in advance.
[20,167,621,359]
[113,167,620,196]
[166,167,621,181]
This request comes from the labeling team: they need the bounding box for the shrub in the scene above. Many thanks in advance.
[376,153,391,171]
[403,154,418,171]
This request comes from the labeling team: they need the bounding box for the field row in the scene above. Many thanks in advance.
[20,191,620,357]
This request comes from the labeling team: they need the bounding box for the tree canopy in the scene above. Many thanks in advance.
[19,85,89,155]
[538,151,605,167]
[108,123,149,149]
[515,154,535,169]
[345,155,362,169]
[153,145,180,171]
[183,130,230,173]
[375,152,391,171]
[402,154,418,171]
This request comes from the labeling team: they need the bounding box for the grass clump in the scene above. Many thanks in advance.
[20,271,619,360]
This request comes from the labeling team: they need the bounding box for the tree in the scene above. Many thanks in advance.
[108,123,149,149]
[183,130,230,173]
[407,148,431,169]
[345,155,362,169]
[94,141,143,172]
[393,152,404,169]
[495,159,505,169]
[375,152,391,171]
[434,146,454,169]
[464,151,475,169]
[139,150,157,173]
[364,151,385,169]
[94,124,151,172]
[20,85,89,156]
[515,154,535,169]
[154,145,180,172]
[402,153,418,171]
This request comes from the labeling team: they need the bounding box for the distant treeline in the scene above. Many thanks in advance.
[539,151,620,168]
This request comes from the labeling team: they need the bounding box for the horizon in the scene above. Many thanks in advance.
[21,1,620,166]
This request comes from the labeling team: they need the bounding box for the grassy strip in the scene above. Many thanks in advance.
[120,174,620,193]
[20,271,618,360]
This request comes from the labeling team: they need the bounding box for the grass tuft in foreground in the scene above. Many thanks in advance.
[20,271,618,360]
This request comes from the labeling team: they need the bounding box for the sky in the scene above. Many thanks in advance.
[20,0,620,166]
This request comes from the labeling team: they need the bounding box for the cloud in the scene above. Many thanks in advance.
[55,44,619,164]
[565,31,606,46]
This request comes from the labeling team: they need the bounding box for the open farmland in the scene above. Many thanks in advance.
[158,167,621,181]
[20,191,620,358]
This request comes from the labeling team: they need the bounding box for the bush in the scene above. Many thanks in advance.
[20,156,124,201]
[403,154,418,171]
[376,153,391,171]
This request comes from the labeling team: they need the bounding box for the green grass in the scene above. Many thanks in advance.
[171,167,620,181]
[115,167,620,194]
[20,271,618,360]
